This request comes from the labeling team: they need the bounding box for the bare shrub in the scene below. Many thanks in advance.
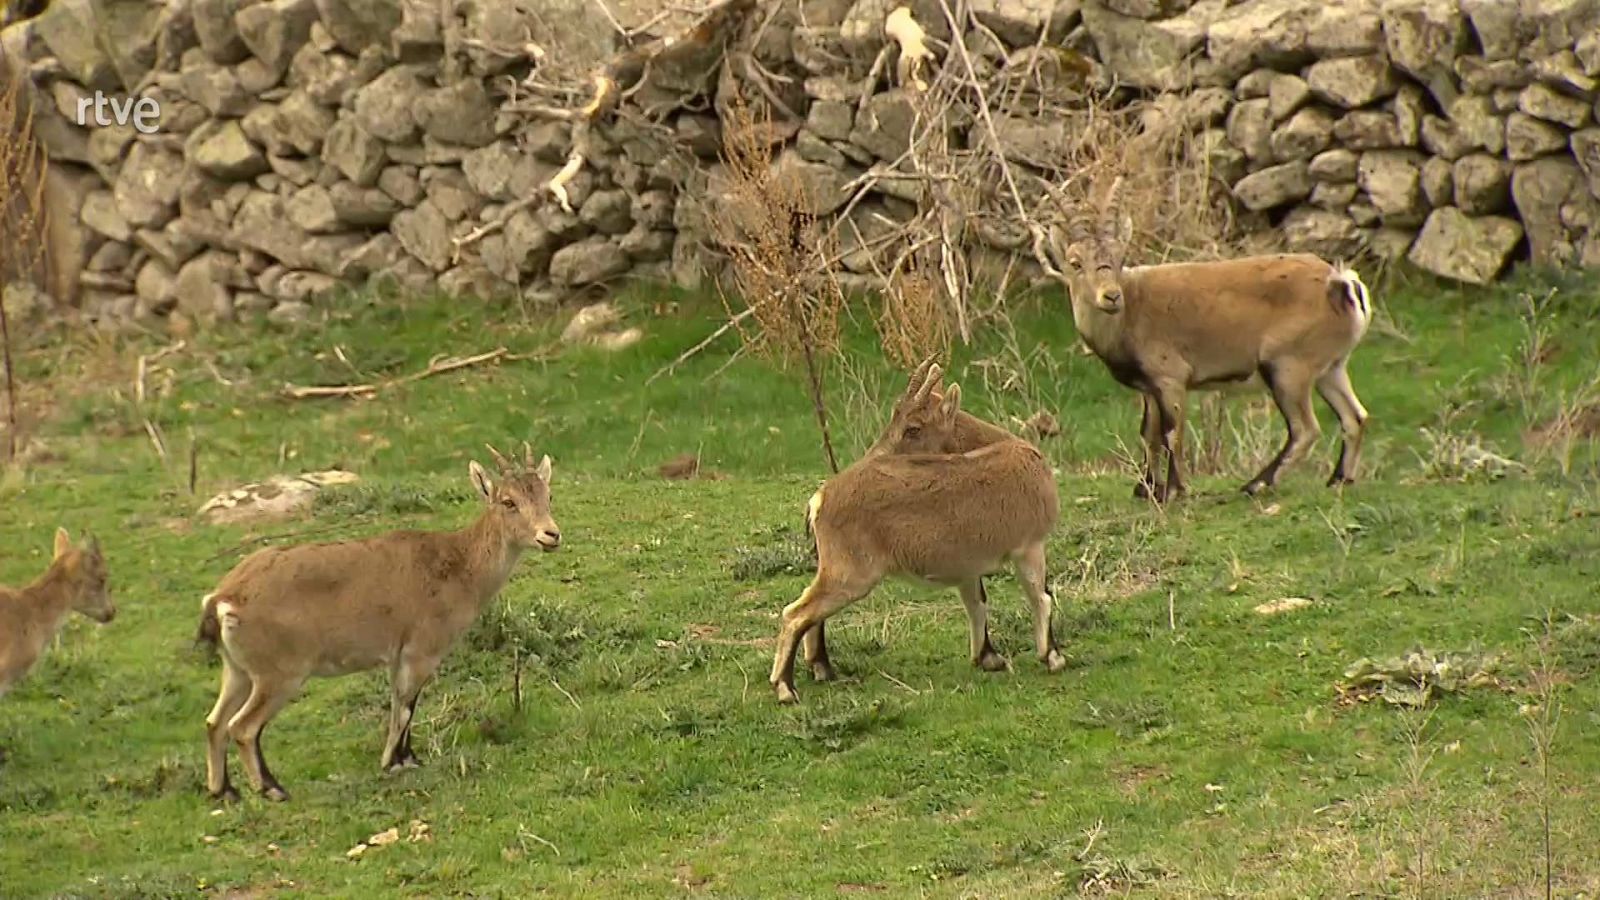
[877,261,950,370]
[711,94,846,472]
[1,50,50,462]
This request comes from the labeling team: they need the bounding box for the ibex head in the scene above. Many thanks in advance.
[867,356,967,456]
[1044,176,1135,315]
[54,527,114,623]
[470,442,561,552]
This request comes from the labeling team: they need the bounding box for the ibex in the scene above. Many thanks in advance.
[1035,177,1372,502]
[800,357,1022,682]
[772,361,1065,704]
[1,528,114,703]
[196,444,561,801]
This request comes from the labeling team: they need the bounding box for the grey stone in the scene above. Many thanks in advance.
[286,184,341,233]
[378,166,423,205]
[1310,181,1358,210]
[1282,206,1361,256]
[353,66,427,143]
[391,200,454,271]
[1421,115,1474,160]
[807,100,854,142]
[1512,156,1585,265]
[134,259,176,313]
[1453,153,1513,214]
[1309,148,1359,182]
[1447,95,1505,155]
[236,0,318,74]
[324,118,387,187]
[82,190,133,242]
[1456,56,1532,93]
[1572,128,1600,199]
[315,0,402,54]
[1270,106,1335,160]
[193,0,251,63]
[1233,161,1313,211]
[414,80,498,148]
[181,63,251,115]
[1381,0,1467,108]
[1334,111,1406,150]
[191,120,270,181]
[1408,207,1522,284]
[1519,83,1592,129]
[1506,112,1571,161]
[114,144,184,228]
[173,251,238,318]
[549,238,630,287]
[1306,55,1399,109]
[1358,150,1428,227]
[1422,156,1455,207]
[288,43,357,106]
[580,190,634,235]
[1268,74,1311,122]
[850,90,918,161]
[1225,98,1274,161]
[1083,0,1215,89]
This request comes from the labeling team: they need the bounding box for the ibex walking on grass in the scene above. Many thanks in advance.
[772,360,1065,704]
[196,444,561,801]
[1,528,114,706]
[1036,177,1372,502]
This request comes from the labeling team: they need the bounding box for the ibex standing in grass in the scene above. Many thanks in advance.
[772,362,1065,704]
[1036,177,1372,502]
[800,357,1024,683]
[196,444,561,801]
[1,528,114,707]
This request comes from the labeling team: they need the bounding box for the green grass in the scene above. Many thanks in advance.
[2,269,1599,897]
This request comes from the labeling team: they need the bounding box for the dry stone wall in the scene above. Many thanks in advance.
[4,0,1600,330]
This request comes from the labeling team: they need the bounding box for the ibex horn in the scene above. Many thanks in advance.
[522,441,535,469]
[484,443,513,472]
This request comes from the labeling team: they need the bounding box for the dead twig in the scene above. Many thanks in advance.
[646,307,755,385]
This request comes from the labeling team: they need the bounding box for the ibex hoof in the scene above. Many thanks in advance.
[773,682,801,705]
[210,785,241,804]
[1327,474,1354,488]
[1133,481,1154,500]
[261,785,289,803]
[1044,649,1068,674]
[809,661,837,683]
[976,651,1011,672]
[1241,480,1267,496]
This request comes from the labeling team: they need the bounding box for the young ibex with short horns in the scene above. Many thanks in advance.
[1,529,114,704]
[772,362,1065,704]
[799,357,1023,679]
[196,444,561,801]
[1035,177,1372,502]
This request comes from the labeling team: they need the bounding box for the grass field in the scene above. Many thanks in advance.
[2,270,1599,898]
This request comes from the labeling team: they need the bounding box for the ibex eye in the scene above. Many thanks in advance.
[904,426,922,438]
[500,498,517,509]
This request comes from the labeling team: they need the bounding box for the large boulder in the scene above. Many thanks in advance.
[549,238,630,287]
[1380,0,1466,108]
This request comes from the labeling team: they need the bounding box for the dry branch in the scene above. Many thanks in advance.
[281,347,515,400]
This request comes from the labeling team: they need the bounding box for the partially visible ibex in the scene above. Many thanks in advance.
[1,528,114,701]
[1035,176,1372,501]
[196,444,561,801]
[772,362,1064,704]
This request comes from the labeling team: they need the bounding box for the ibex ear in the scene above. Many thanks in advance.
[53,527,71,560]
[468,461,495,501]
[86,533,101,557]
[536,454,553,482]
[938,383,962,420]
